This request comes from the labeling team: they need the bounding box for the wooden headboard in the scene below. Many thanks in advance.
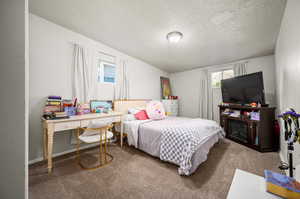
[113,99,151,114]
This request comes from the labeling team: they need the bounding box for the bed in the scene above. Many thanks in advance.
[114,99,224,175]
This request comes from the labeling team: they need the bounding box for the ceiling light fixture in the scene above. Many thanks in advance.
[166,31,183,43]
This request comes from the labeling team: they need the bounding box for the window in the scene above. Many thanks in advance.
[211,71,222,88]
[97,61,116,84]
[211,69,234,88]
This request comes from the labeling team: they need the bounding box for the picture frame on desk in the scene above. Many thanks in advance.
[90,100,113,113]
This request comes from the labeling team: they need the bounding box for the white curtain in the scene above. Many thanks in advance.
[198,62,247,122]
[198,70,213,120]
[114,59,129,100]
[233,62,247,76]
[73,44,97,103]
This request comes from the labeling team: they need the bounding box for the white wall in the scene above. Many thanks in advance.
[275,0,300,174]
[29,14,168,161]
[170,69,204,118]
[0,0,28,198]
[170,55,276,118]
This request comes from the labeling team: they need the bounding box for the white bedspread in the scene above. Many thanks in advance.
[160,119,224,175]
[125,119,152,147]
[123,117,224,175]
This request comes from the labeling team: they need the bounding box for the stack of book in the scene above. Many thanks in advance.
[229,110,241,118]
[43,96,69,119]
[43,96,61,118]
[46,96,62,108]
[53,111,68,119]
[77,103,90,115]
[222,108,233,115]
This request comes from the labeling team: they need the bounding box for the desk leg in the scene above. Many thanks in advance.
[43,127,48,161]
[47,124,54,173]
[120,120,123,148]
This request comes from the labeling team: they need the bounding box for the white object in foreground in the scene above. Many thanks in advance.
[227,169,281,199]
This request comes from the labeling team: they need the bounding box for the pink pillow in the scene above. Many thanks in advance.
[146,101,166,120]
[134,110,149,120]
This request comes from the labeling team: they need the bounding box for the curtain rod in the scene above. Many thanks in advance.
[200,60,249,70]
[69,41,117,59]
[175,60,250,73]
[96,50,117,59]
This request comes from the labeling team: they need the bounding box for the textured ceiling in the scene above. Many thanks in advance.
[29,0,286,72]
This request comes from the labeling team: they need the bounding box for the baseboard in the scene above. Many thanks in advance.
[28,143,99,165]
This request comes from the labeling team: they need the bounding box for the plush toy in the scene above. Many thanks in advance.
[146,101,166,120]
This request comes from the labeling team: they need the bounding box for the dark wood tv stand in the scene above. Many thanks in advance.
[219,104,278,152]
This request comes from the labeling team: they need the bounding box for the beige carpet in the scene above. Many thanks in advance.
[29,139,280,199]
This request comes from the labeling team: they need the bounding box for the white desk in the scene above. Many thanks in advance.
[42,112,123,173]
[227,169,281,199]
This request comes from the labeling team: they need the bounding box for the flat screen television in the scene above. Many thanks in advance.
[221,72,265,105]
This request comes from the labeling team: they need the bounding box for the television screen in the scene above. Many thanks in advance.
[221,72,265,105]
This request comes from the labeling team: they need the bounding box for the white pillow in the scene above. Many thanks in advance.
[146,101,166,120]
[123,114,136,121]
[128,107,143,114]
[82,120,112,136]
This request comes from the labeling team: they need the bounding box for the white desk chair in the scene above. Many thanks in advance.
[76,121,113,170]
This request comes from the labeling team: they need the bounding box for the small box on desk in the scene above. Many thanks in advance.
[64,107,76,116]
[265,170,300,199]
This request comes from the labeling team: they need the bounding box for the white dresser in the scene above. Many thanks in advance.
[162,99,178,116]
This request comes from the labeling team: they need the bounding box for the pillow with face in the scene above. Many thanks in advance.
[146,101,166,120]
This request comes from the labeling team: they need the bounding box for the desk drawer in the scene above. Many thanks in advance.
[92,117,121,124]
[112,116,121,122]
[81,120,90,127]
[54,121,80,131]
[80,117,122,127]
